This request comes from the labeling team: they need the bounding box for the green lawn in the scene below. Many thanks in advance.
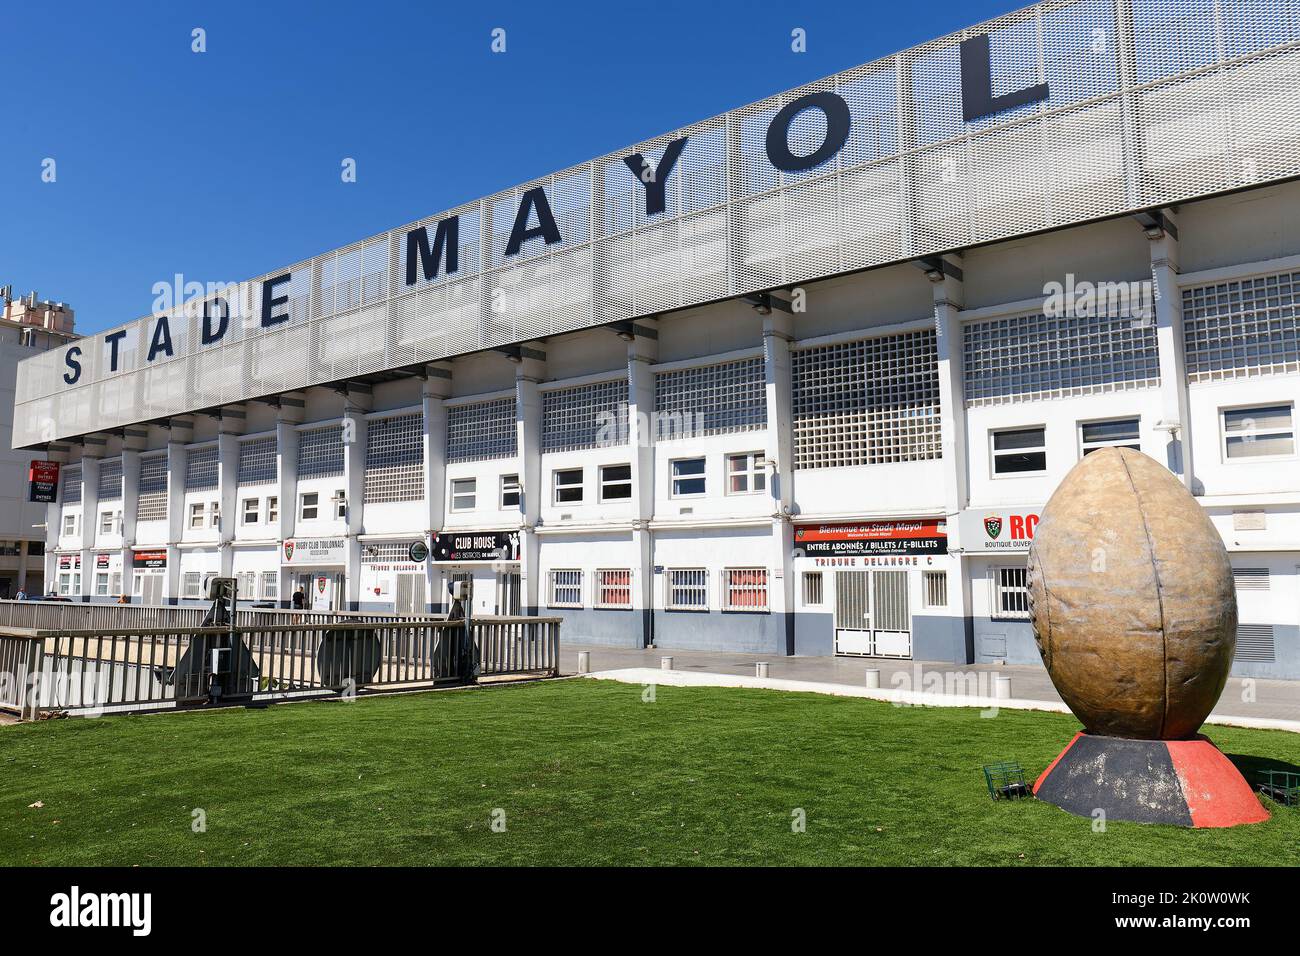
[0,678,1295,866]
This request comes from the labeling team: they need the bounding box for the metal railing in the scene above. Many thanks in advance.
[0,614,560,719]
[0,599,440,633]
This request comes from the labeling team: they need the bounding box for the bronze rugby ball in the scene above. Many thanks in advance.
[1027,447,1236,740]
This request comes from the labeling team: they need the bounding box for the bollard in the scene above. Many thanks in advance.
[864,668,881,689]
[577,651,590,675]
[755,662,769,678]
[661,656,673,671]
[995,675,1012,699]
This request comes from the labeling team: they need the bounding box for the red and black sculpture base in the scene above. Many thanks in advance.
[1034,732,1269,828]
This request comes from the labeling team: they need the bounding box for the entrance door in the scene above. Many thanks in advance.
[834,569,912,658]
[395,572,426,615]
[495,571,521,616]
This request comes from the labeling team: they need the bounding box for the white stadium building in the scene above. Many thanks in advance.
[14,0,1300,679]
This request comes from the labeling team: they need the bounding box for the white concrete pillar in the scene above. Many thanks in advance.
[515,345,546,614]
[164,421,192,604]
[216,409,244,579]
[120,444,142,600]
[762,311,795,654]
[1147,209,1194,490]
[342,388,372,611]
[78,449,102,602]
[422,364,452,612]
[626,322,658,646]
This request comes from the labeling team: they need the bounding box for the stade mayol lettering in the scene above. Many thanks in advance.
[58,34,1047,388]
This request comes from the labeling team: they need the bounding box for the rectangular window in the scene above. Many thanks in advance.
[267,497,279,523]
[237,571,257,598]
[667,569,708,610]
[95,572,109,596]
[923,570,948,608]
[188,502,206,529]
[185,447,219,491]
[62,513,77,536]
[137,455,168,521]
[726,452,766,495]
[298,425,345,479]
[99,511,116,534]
[671,458,706,497]
[110,572,122,597]
[723,568,769,611]
[655,357,767,439]
[183,572,202,599]
[242,498,260,525]
[364,413,424,503]
[1222,404,1295,460]
[209,502,221,528]
[1080,418,1141,455]
[333,490,347,519]
[446,398,516,463]
[991,567,1030,620]
[599,464,632,501]
[451,478,477,512]
[261,570,279,600]
[549,569,582,608]
[500,475,520,509]
[595,569,632,609]
[237,436,278,486]
[542,380,629,452]
[300,493,319,521]
[992,427,1047,475]
[554,469,583,504]
[802,571,824,606]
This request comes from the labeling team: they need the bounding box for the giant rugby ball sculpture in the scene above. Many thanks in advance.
[1026,447,1267,827]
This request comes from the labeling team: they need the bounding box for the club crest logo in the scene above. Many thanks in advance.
[317,576,326,594]
[984,516,1003,539]
[283,541,295,561]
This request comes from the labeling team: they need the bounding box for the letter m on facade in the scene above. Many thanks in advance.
[405,216,460,285]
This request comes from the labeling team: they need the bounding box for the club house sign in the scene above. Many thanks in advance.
[51,34,1043,390]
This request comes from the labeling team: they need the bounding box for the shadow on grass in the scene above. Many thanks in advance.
[1227,753,1300,804]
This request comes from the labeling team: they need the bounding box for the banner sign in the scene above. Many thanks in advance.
[795,520,947,557]
[431,531,521,563]
[57,554,81,570]
[132,550,167,569]
[958,508,1041,552]
[28,460,59,503]
[282,537,347,566]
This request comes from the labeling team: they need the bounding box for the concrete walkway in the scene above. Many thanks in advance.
[562,643,1300,728]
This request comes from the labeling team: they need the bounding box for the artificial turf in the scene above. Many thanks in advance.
[0,678,1296,866]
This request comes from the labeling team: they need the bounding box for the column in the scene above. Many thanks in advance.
[515,344,546,615]
[44,442,71,595]
[164,419,193,605]
[626,322,659,647]
[1147,209,1194,490]
[422,363,453,612]
[930,253,974,665]
[342,387,372,611]
[762,312,796,655]
[216,409,244,580]
[78,449,102,603]
[275,397,304,607]
[120,441,142,601]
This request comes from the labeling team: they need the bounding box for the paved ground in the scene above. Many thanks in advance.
[562,643,1300,724]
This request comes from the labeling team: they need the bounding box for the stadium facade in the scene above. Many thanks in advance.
[15,0,1300,678]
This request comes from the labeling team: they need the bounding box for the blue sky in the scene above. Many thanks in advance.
[2,0,1024,336]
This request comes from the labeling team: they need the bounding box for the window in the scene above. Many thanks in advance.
[671,458,706,497]
[237,437,278,486]
[802,571,824,606]
[554,469,583,504]
[62,513,78,536]
[1183,270,1300,382]
[596,569,632,609]
[723,568,769,611]
[97,459,123,502]
[991,567,1030,620]
[62,466,82,504]
[237,571,257,598]
[667,569,708,610]
[726,452,766,495]
[99,511,117,535]
[655,357,767,439]
[300,493,319,521]
[446,398,516,463]
[549,570,582,608]
[189,502,206,529]
[1222,404,1295,460]
[267,497,279,523]
[183,572,203,599]
[209,502,221,528]
[599,464,632,501]
[992,427,1047,475]
[242,498,260,524]
[1080,418,1140,455]
[261,570,279,600]
[298,425,345,479]
[364,413,424,503]
[923,571,948,608]
[185,447,219,491]
[500,475,520,509]
[95,572,110,597]
[58,573,71,595]
[333,490,347,519]
[542,380,629,451]
[137,455,168,521]
[451,478,477,512]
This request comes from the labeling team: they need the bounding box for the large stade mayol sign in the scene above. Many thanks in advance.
[17,0,1300,447]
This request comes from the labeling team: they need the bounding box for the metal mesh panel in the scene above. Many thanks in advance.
[137,455,168,521]
[963,312,1160,404]
[654,357,766,439]
[237,436,278,486]
[364,413,424,503]
[19,0,1300,446]
[1183,270,1300,381]
[447,398,516,463]
[97,458,123,502]
[541,380,629,452]
[62,465,81,504]
[185,447,219,491]
[298,425,344,479]
[791,330,941,469]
